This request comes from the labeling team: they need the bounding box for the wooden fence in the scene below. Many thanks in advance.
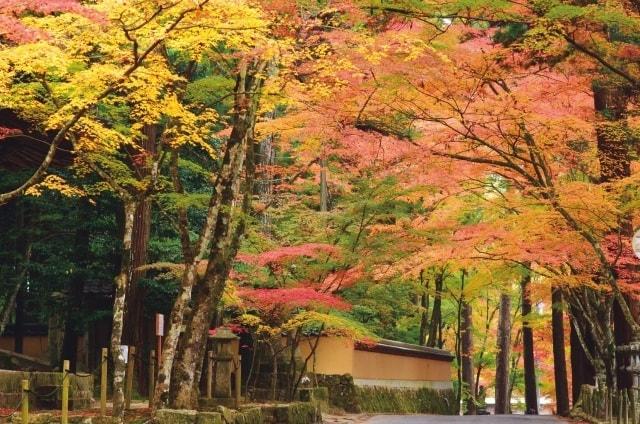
[575,384,640,424]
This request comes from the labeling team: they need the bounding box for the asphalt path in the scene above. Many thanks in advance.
[363,415,565,423]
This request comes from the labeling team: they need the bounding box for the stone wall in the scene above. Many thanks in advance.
[8,402,321,424]
[312,373,457,415]
[154,402,321,424]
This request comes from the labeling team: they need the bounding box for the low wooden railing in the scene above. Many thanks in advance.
[574,384,640,423]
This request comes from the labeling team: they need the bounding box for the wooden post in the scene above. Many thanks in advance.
[630,389,636,424]
[21,379,29,424]
[100,348,107,416]
[207,350,213,399]
[148,349,155,407]
[125,346,135,410]
[622,390,629,424]
[619,391,624,424]
[61,359,69,424]
[235,355,241,408]
[611,389,615,423]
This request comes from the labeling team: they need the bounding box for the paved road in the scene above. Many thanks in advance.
[364,415,565,423]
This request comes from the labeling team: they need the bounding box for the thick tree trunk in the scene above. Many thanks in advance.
[521,275,539,415]
[551,287,570,416]
[124,124,157,393]
[494,293,511,415]
[593,81,637,389]
[169,144,253,409]
[158,60,265,410]
[570,304,595,405]
[460,271,475,415]
[110,200,135,421]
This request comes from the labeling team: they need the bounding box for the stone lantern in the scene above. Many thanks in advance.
[209,327,240,401]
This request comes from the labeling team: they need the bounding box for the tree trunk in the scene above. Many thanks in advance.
[460,271,475,415]
[319,156,328,212]
[124,124,157,393]
[593,80,637,389]
[494,293,511,414]
[418,270,430,346]
[521,274,539,415]
[170,151,253,408]
[61,201,90,372]
[427,271,443,348]
[570,304,595,405]
[14,286,24,354]
[164,60,265,410]
[551,287,570,416]
[110,200,135,421]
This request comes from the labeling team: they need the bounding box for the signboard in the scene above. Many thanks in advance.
[155,313,165,336]
[633,229,640,260]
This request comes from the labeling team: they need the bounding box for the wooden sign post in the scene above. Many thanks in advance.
[148,349,155,407]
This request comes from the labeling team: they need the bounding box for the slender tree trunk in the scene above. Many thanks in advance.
[427,271,443,348]
[455,285,462,411]
[14,287,24,354]
[319,156,328,212]
[494,293,511,414]
[551,287,570,416]
[521,274,538,415]
[460,271,475,415]
[110,200,135,421]
[418,270,430,345]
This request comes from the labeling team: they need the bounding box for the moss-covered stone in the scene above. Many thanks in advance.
[312,374,359,412]
[355,386,457,415]
[10,413,54,424]
[155,409,198,424]
[286,402,320,424]
[216,406,238,424]
[235,407,262,424]
[196,411,223,424]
